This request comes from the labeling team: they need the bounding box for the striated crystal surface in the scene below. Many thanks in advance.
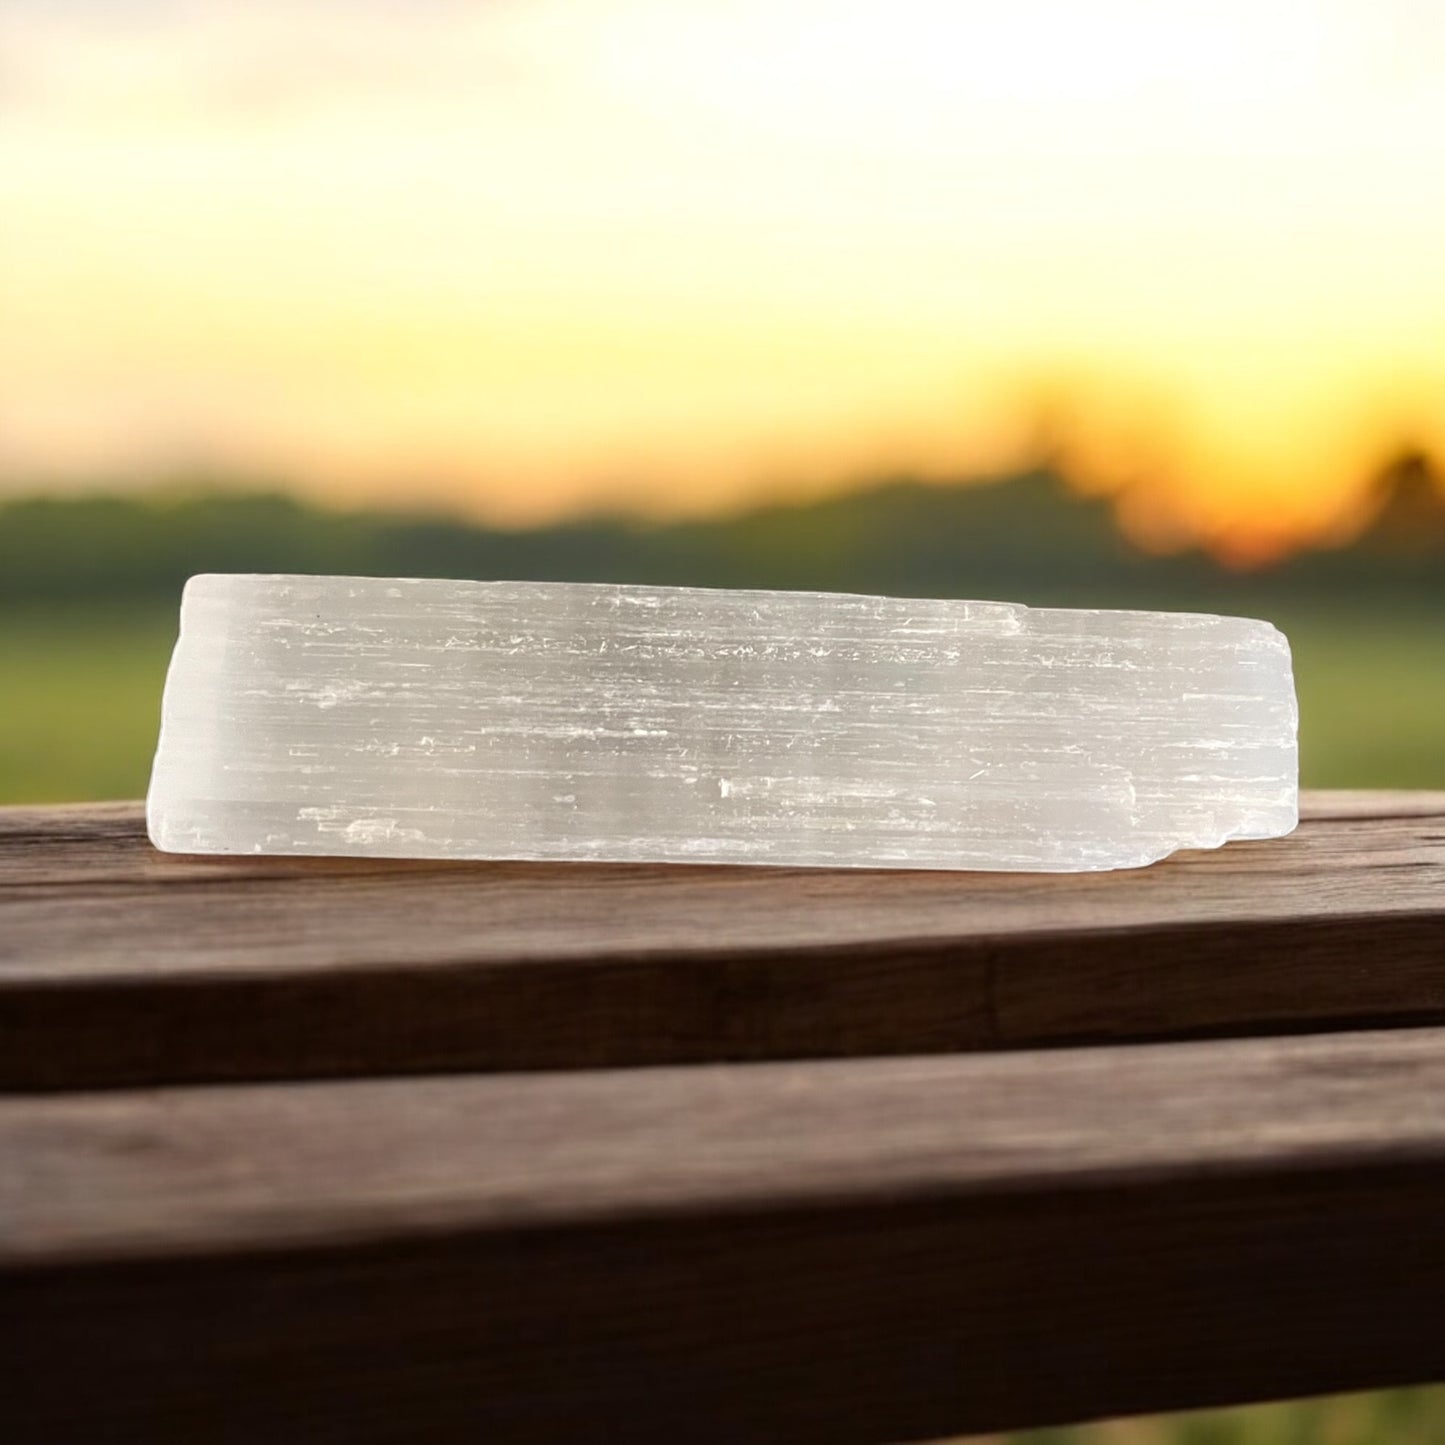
[147,574,1298,871]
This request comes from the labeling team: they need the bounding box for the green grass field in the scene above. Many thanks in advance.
[1,598,1442,1444]
[2,600,1440,804]
[0,604,179,804]
[990,1386,1445,1445]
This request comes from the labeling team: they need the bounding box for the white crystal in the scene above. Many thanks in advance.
[147,574,1298,871]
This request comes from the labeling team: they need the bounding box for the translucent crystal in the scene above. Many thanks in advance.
[147,575,1298,870]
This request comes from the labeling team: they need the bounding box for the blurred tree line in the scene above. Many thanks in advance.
[1,465,1441,610]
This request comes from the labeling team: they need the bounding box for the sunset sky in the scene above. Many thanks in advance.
[3,0,1444,554]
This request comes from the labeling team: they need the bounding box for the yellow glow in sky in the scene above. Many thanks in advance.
[3,0,1444,551]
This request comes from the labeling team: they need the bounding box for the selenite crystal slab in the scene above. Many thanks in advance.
[147,574,1298,871]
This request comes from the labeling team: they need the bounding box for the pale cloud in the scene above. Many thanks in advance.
[0,0,531,122]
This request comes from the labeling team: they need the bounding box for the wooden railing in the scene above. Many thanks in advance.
[3,792,1444,1441]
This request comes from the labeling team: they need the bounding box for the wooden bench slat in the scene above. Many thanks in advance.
[5,1026,1445,1441]
[2,793,1443,1089]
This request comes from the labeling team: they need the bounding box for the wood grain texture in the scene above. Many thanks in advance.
[2,793,1443,1089]
[4,1027,1445,1442]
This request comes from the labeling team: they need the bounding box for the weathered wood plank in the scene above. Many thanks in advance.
[4,1027,1445,1442]
[2,794,1443,1088]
